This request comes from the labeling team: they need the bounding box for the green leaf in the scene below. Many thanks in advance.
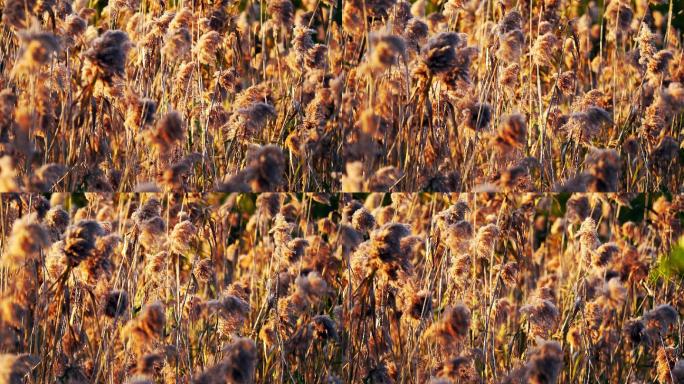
[656,237,684,278]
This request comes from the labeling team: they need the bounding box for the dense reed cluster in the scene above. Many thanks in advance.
[0,192,682,383]
[0,0,682,191]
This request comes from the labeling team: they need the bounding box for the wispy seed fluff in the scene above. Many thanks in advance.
[278,237,309,263]
[104,290,129,318]
[524,340,563,384]
[192,338,256,384]
[26,163,66,192]
[499,262,519,287]
[63,220,105,267]
[593,242,619,269]
[224,102,276,141]
[277,272,327,326]
[435,200,469,227]
[1,0,37,29]
[646,50,674,83]
[445,220,473,255]
[135,352,164,376]
[493,113,527,156]
[194,258,215,284]
[474,223,499,259]
[449,253,472,290]
[146,111,186,154]
[426,304,471,349]
[170,220,197,254]
[45,205,69,242]
[14,32,61,74]
[404,19,429,51]
[256,192,283,218]
[492,298,513,325]
[123,301,166,355]
[311,315,338,340]
[422,32,462,74]
[0,354,40,384]
[207,294,250,336]
[304,44,328,71]
[341,162,364,192]
[650,136,680,171]
[144,251,168,281]
[563,106,613,145]
[520,297,560,337]
[369,223,412,278]
[576,217,600,267]
[496,28,525,63]
[351,207,376,233]
[342,0,364,37]
[604,0,633,36]
[643,304,678,335]
[367,166,403,191]
[246,145,286,191]
[84,30,131,83]
[160,152,202,191]
[370,34,407,72]
[63,14,88,47]
[532,32,559,67]
[584,148,619,192]
[295,271,328,301]
[0,89,17,134]
[400,285,433,321]
[194,31,221,65]
[623,318,650,346]
[162,26,192,62]
[435,355,478,383]
[2,214,49,267]
[556,70,576,96]
[219,145,286,192]
[565,194,590,224]
[596,278,627,310]
[499,9,522,34]
[268,0,294,28]
[672,360,684,383]
[125,93,157,130]
[500,63,520,94]
[133,198,166,249]
[291,26,315,68]
[463,100,493,131]
[635,23,657,68]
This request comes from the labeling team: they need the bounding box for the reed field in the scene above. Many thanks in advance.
[0,192,682,383]
[1,0,684,381]
[0,0,682,191]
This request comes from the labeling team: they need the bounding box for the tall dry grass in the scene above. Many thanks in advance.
[0,192,682,383]
[0,0,682,192]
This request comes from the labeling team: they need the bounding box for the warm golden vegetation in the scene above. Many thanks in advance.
[0,192,683,383]
[0,0,683,191]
